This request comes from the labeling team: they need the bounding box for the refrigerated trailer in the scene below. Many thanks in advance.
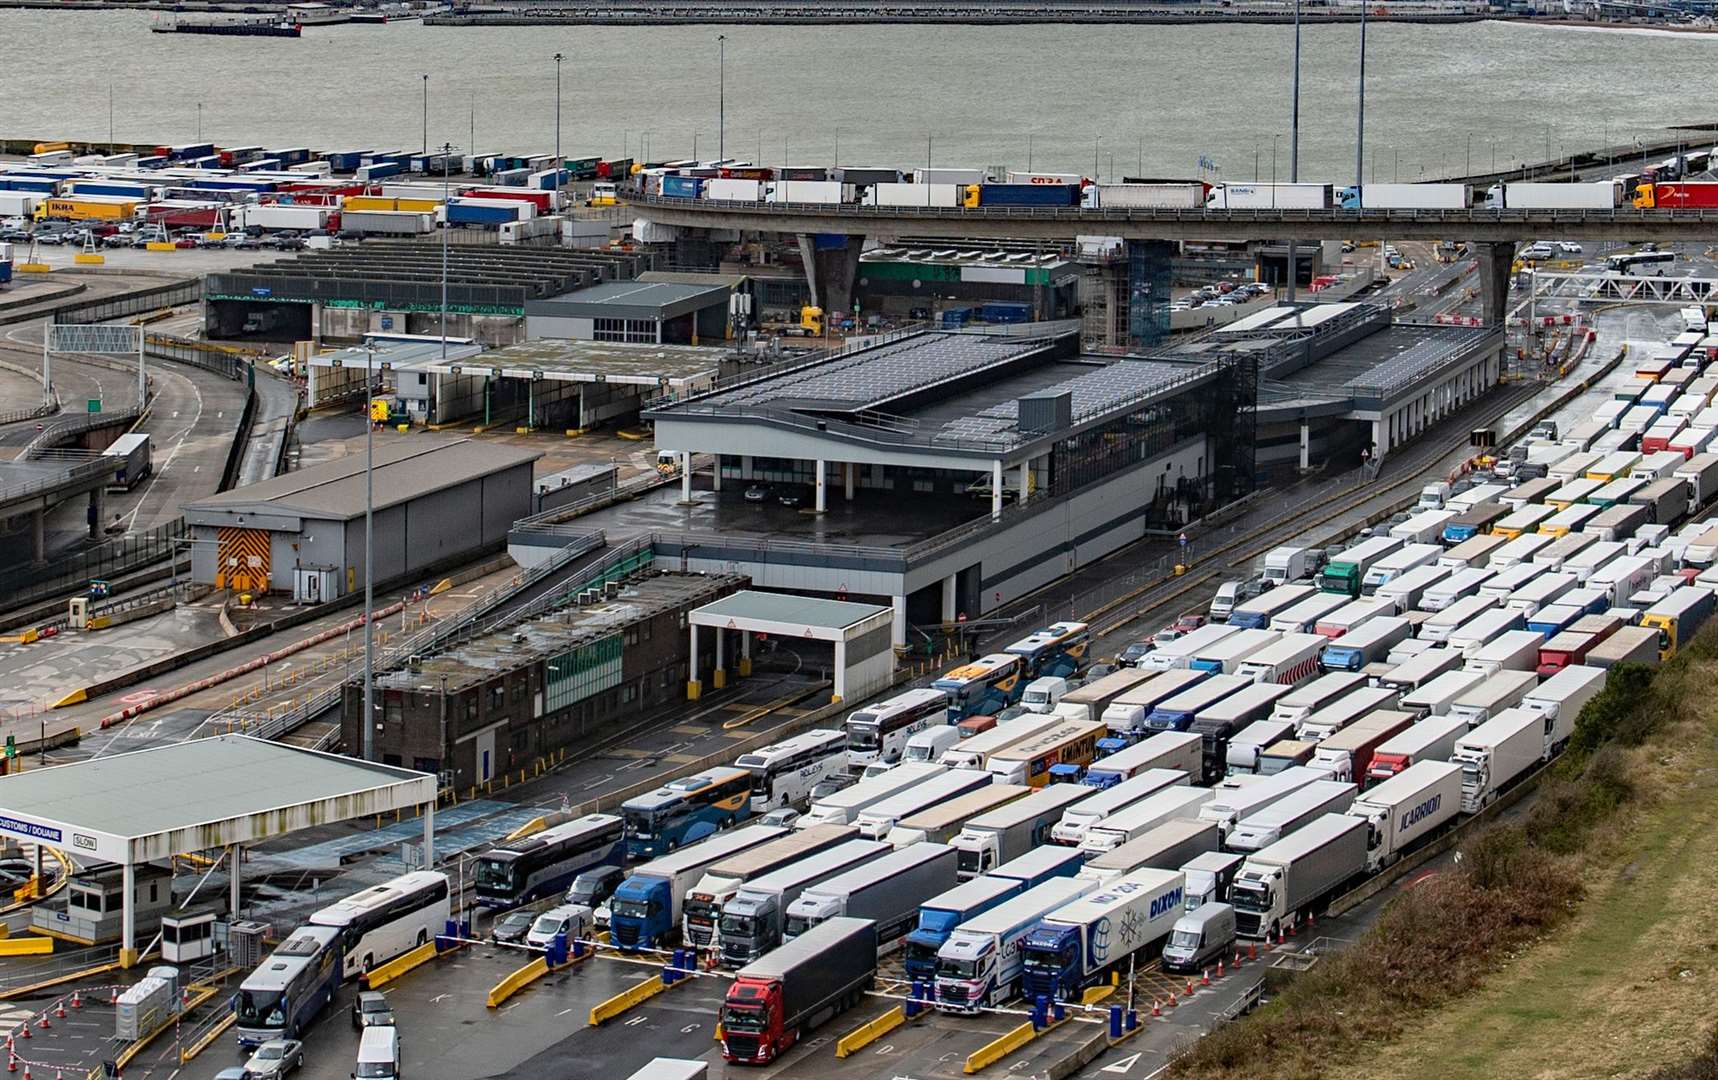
[1225,780,1358,854]
[948,782,1096,878]
[1019,869,1187,1002]
[1346,760,1462,871]
[720,917,876,1065]
[1454,708,1545,812]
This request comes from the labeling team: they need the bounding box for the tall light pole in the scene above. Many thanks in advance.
[553,53,564,163]
[1286,0,1301,304]
[108,80,115,153]
[196,102,203,141]
[717,34,726,162]
[1355,0,1366,201]
[422,74,429,158]
[361,344,375,762]
[441,142,453,371]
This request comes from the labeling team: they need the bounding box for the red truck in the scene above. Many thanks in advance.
[464,187,557,213]
[1638,182,1718,209]
[720,916,876,1066]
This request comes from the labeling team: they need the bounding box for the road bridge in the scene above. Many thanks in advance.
[624,192,1718,326]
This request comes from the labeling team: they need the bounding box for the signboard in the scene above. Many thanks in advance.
[87,399,101,413]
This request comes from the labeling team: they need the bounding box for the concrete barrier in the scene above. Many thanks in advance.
[363,940,437,990]
[835,1005,905,1058]
[0,936,52,956]
[486,955,549,1008]
[965,1019,1039,1074]
[588,974,666,1026]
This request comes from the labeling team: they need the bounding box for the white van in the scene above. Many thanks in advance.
[901,726,963,765]
[355,1026,400,1080]
[525,903,592,949]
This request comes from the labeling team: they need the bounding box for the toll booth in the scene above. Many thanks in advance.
[161,911,222,963]
[31,865,173,946]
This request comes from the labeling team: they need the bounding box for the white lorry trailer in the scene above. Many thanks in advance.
[1453,708,1545,812]
[1345,760,1462,871]
[1229,813,1368,940]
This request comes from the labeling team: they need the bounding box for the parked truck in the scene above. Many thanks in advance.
[1225,780,1357,853]
[902,876,1022,983]
[1058,668,1154,724]
[1366,713,1468,784]
[609,824,787,952]
[1181,850,1245,909]
[783,843,959,951]
[1099,670,1209,751]
[681,825,856,949]
[799,762,944,828]
[1453,708,1545,812]
[1186,684,1293,784]
[1230,813,1368,939]
[1346,760,1462,871]
[1318,537,1404,597]
[1520,664,1606,758]
[1084,732,1201,789]
[1080,786,1216,855]
[718,839,892,967]
[1198,765,1328,838]
[1077,820,1219,882]
[886,784,1029,848]
[935,877,1098,1013]
[1449,669,1539,728]
[1049,768,1189,847]
[1019,869,1187,1002]
[1225,717,1298,775]
[1261,545,1320,585]
[720,916,876,1065]
[948,776,1092,875]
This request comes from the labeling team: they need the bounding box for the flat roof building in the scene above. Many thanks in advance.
[569,327,1258,646]
[348,568,744,784]
[525,280,732,345]
[183,437,539,599]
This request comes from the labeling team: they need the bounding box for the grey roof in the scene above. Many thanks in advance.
[637,270,751,289]
[185,437,540,521]
[690,590,892,631]
[693,332,1053,411]
[0,735,430,848]
[460,338,726,387]
[939,358,1205,443]
[527,280,730,320]
[1260,324,1496,409]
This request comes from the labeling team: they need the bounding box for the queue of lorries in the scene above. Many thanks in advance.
[557,333,1718,1068]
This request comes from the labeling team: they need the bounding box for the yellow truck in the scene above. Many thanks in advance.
[343,195,442,213]
[35,196,139,222]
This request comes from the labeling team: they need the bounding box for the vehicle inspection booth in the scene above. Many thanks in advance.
[0,735,436,966]
[685,590,895,703]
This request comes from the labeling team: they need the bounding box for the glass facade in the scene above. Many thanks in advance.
[544,634,624,713]
[1128,240,1174,349]
[593,317,658,343]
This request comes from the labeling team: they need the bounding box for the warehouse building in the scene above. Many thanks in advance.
[182,438,539,599]
[524,280,734,345]
[346,569,745,782]
[202,244,652,346]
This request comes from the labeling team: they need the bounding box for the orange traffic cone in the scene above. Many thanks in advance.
[1201,968,1210,987]
[34,1015,46,1031]
[108,987,118,1006]
[1151,998,1161,1017]
[52,1002,63,1021]
[1216,959,1225,978]
[19,1020,30,1039]
[68,993,79,1010]
[8,1051,17,1072]
[1185,978,1195,997]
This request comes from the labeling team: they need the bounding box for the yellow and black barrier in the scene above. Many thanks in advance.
[363,940,437,990]
[588,973,666,1026]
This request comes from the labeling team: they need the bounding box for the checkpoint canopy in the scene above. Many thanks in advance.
[0,735,436,965]
[686,590,894,703]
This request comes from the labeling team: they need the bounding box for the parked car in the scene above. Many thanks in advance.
[1117,640,1155,666]
[490,909,535,945]
[744,484,770,503]
[243,1038,304,1078]
[810,773,856,800]
[758,807,801,829]
[350,990,396,1030]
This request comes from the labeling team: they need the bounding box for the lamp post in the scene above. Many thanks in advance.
[1286,0,1301,304]
[1355,0,1366,201]
[421,74,429,157]
[553,53,564,163]
[717,34,726,162]
[196,102,202,141]
[361,344,375,762]
[441,142,453,373]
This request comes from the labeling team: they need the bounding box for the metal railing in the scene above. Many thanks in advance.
[50,279,202,326]
[0,454,115,508]
[0,518,187,616]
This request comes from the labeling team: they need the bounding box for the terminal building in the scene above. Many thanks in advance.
[503,327,1256,647]
[1192,301,1506,475]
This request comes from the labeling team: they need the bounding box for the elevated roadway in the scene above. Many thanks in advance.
[623,192,1718,245]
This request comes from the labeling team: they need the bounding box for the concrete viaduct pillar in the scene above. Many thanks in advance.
[797,234,864,319]
[1476,241,1518,329]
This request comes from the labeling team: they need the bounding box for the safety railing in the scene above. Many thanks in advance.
[0,518,187,627]
[51,279,202,325]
